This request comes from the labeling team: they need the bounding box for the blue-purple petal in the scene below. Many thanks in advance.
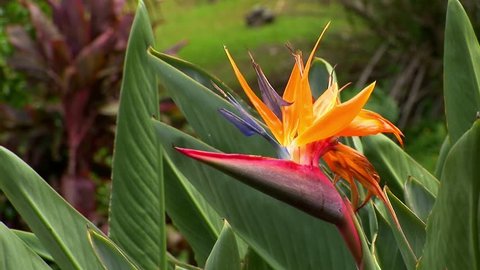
[219,109,258,137]
[250,57,291,120]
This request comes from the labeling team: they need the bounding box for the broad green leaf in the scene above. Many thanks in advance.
[309,57,337,99]
[420,121,480,269]
[204,221,241,270]
[434,135,451,178]
[242,248,274,270]
[444,0,480,144]
[403,177,435,222]
[152,51,249,107]
[164,156,222,266]
[13,230,53,261]
[0,223,50,270]
[153,120,356,270]
[109,1,166,269]
[373,213,406,270]
[152,50,232,92]
[374,190,423,270]
[148,48,275,157]
[88,229,139,270]
[362,134,439,198]
[0,147,104,270]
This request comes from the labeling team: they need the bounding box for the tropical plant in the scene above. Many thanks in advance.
[0,0,479,269]
[3,0,133,219]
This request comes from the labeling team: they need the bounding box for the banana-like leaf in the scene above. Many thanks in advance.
[362,134,439,198]
[375,190,425,270]
[420,121,480,269]
[153,120,358,270]
[109,1,166,269]
[444,0,480,144]
[0,147,104,269]
[164,156,222,266]
[204,221,241,270]
[88,229,139,270]
[403,178,435,222]
[0,223,51,270]
[13,230,53,261]
[373,216,406,270]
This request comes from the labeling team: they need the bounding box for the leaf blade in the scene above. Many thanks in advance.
[204,221,241,270]
[444,0,480,143]
[0,147,103,270]
[108,1,165,269]
[420,121,480,269]
[0,223,51,270]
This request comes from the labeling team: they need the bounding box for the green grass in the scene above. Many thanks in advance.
[154,0,357,87]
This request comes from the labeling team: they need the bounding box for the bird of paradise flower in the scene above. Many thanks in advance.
[176,24,403,267]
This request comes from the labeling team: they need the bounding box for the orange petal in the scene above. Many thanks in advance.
[297,23,330,133]
[337,109,404,145]
[296,82,376,145]
[324,144,401,226]
[281,54,303,145]
[225,48,283,141]
[303,22,330,78]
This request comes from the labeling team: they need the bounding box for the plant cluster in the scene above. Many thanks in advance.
[0,0,479,269]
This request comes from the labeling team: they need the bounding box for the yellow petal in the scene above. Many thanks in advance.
[313,82,339,120]
[225,48,283,141]
[337,109,404,145]
[296,82,376,145]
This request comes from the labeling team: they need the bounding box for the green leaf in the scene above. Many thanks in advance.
[154,120,357,269]
[419,121,480,269]
[152,51,249,107]
[444,0,480,144]
[0,223,50,270]
[373,216,406,270]
[88,229,139,270]
[204,221,241,270]
[309,57,337,99]
[164,156,222,266]
[148,48,275,157]
[13,230,53,261]
[108,1,166,269]
[362,134,439,198]
[352,209,381,270]
[374,190,424,270]
[434,135,451,178]
[403,177,435,222]
[0,147,104,270]
[242,248,274,270]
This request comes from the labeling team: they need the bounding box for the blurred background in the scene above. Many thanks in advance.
[1,0,479,264]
